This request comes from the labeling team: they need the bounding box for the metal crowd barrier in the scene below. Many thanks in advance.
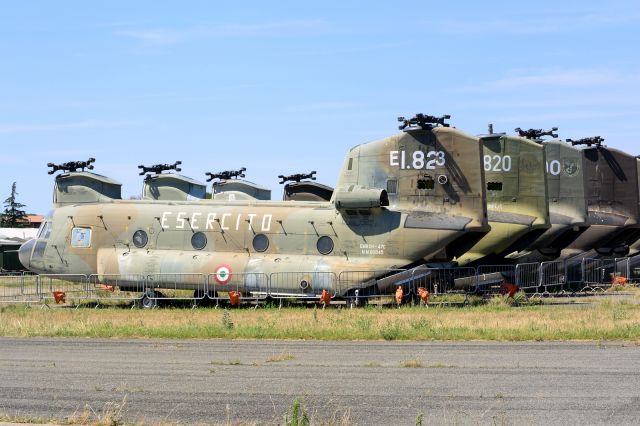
[581,258,616,291]
[539,260,566,293]
[207,272,269,305]
[514,262,540,291]
[474,264,516,294]
[0,273,40,304]
[88,274,147,304]
[409,266,477,295]
[3,255,638,307]
[612,257,631,286]
[338,269,406,305]
[146,273,207,302]
[269,271,339,298]
[37,274,88,305]
[564,258,585,290]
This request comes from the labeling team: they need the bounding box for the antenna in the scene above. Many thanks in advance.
[397,113,451,131]
[205,167,247,182]
[138,161,182,176]
[566,136,605,148]
[47,158,96,175]
[278,171,317,185]
[514,127,559,140]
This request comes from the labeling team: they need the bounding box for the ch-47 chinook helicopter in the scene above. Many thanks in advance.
[452,125,550,265]
[554,136,640,258]
[504,128,590,261]
[18,114,489,302]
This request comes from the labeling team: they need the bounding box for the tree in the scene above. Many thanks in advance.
[1,182,28,227]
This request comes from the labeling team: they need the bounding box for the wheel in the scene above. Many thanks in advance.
[139,290,159,309]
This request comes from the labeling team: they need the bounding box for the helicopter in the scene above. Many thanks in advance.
[18,114,490,304]
[453,125,551,265]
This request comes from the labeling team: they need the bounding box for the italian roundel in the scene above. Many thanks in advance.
[214,264,232,285]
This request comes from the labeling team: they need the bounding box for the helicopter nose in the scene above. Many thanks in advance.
[18,239,35,269]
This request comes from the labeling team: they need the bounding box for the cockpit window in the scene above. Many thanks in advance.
[44,222,52,239]
[71,227,92,248]
[36,222,45,238]
[37,222,52,239]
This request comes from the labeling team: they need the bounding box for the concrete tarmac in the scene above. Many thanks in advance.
[0,338,639,425]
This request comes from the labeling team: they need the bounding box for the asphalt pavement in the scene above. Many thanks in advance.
[0,338,639,425]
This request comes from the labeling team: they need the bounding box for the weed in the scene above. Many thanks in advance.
[284,397,310,426]
[416,412,424,426]
[410,317,432,330]
[0,413,52,424]
[266,352,295,363]
[429,363,456,368]
[365,361,381,368]
[380,321,402,340]
[210,359,242,365]
[355,317,373,333]
[68,395,128,426]
[399,358,423,368]
[222,308,234,330]
[486,295,512,308]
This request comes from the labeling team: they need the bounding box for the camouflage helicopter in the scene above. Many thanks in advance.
[555,136,640,258]
[18,114,489,305]
[453,124,551,265]
[503,128,590,261]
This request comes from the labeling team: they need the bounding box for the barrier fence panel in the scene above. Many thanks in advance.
[88,274,147,304]
[474,265,517,294]
[37,274,88,304]
[269,271,339,298]
[539,260,566,292]
[409,266,477,296]
[337,269,407,301]
[582,258,616,290]
[145,273,207,301]
[207,272,269,303]
[564,258,585,290]
[629,256,640,284]
[613,257,630,286]
[0,273,40,303]
[514,263,540,292]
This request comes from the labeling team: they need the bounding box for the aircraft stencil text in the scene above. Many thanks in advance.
[160,211,272,232]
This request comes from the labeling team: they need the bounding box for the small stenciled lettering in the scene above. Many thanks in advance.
[359,243,386,255]
[221,213,232,230]
[161,212,172,229]
[261,214,272,232]
[206,213,217,230]
[191,212,201,229]
[176,212,187,229]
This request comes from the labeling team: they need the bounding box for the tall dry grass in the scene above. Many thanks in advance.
[1,295,639,341]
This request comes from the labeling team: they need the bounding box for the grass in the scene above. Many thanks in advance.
[0,396,354,426]
[266,352,296,363]
[1,292,640,341]
[399,358,423,368]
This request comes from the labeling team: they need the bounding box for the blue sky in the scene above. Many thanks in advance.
[1,0,639,214]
